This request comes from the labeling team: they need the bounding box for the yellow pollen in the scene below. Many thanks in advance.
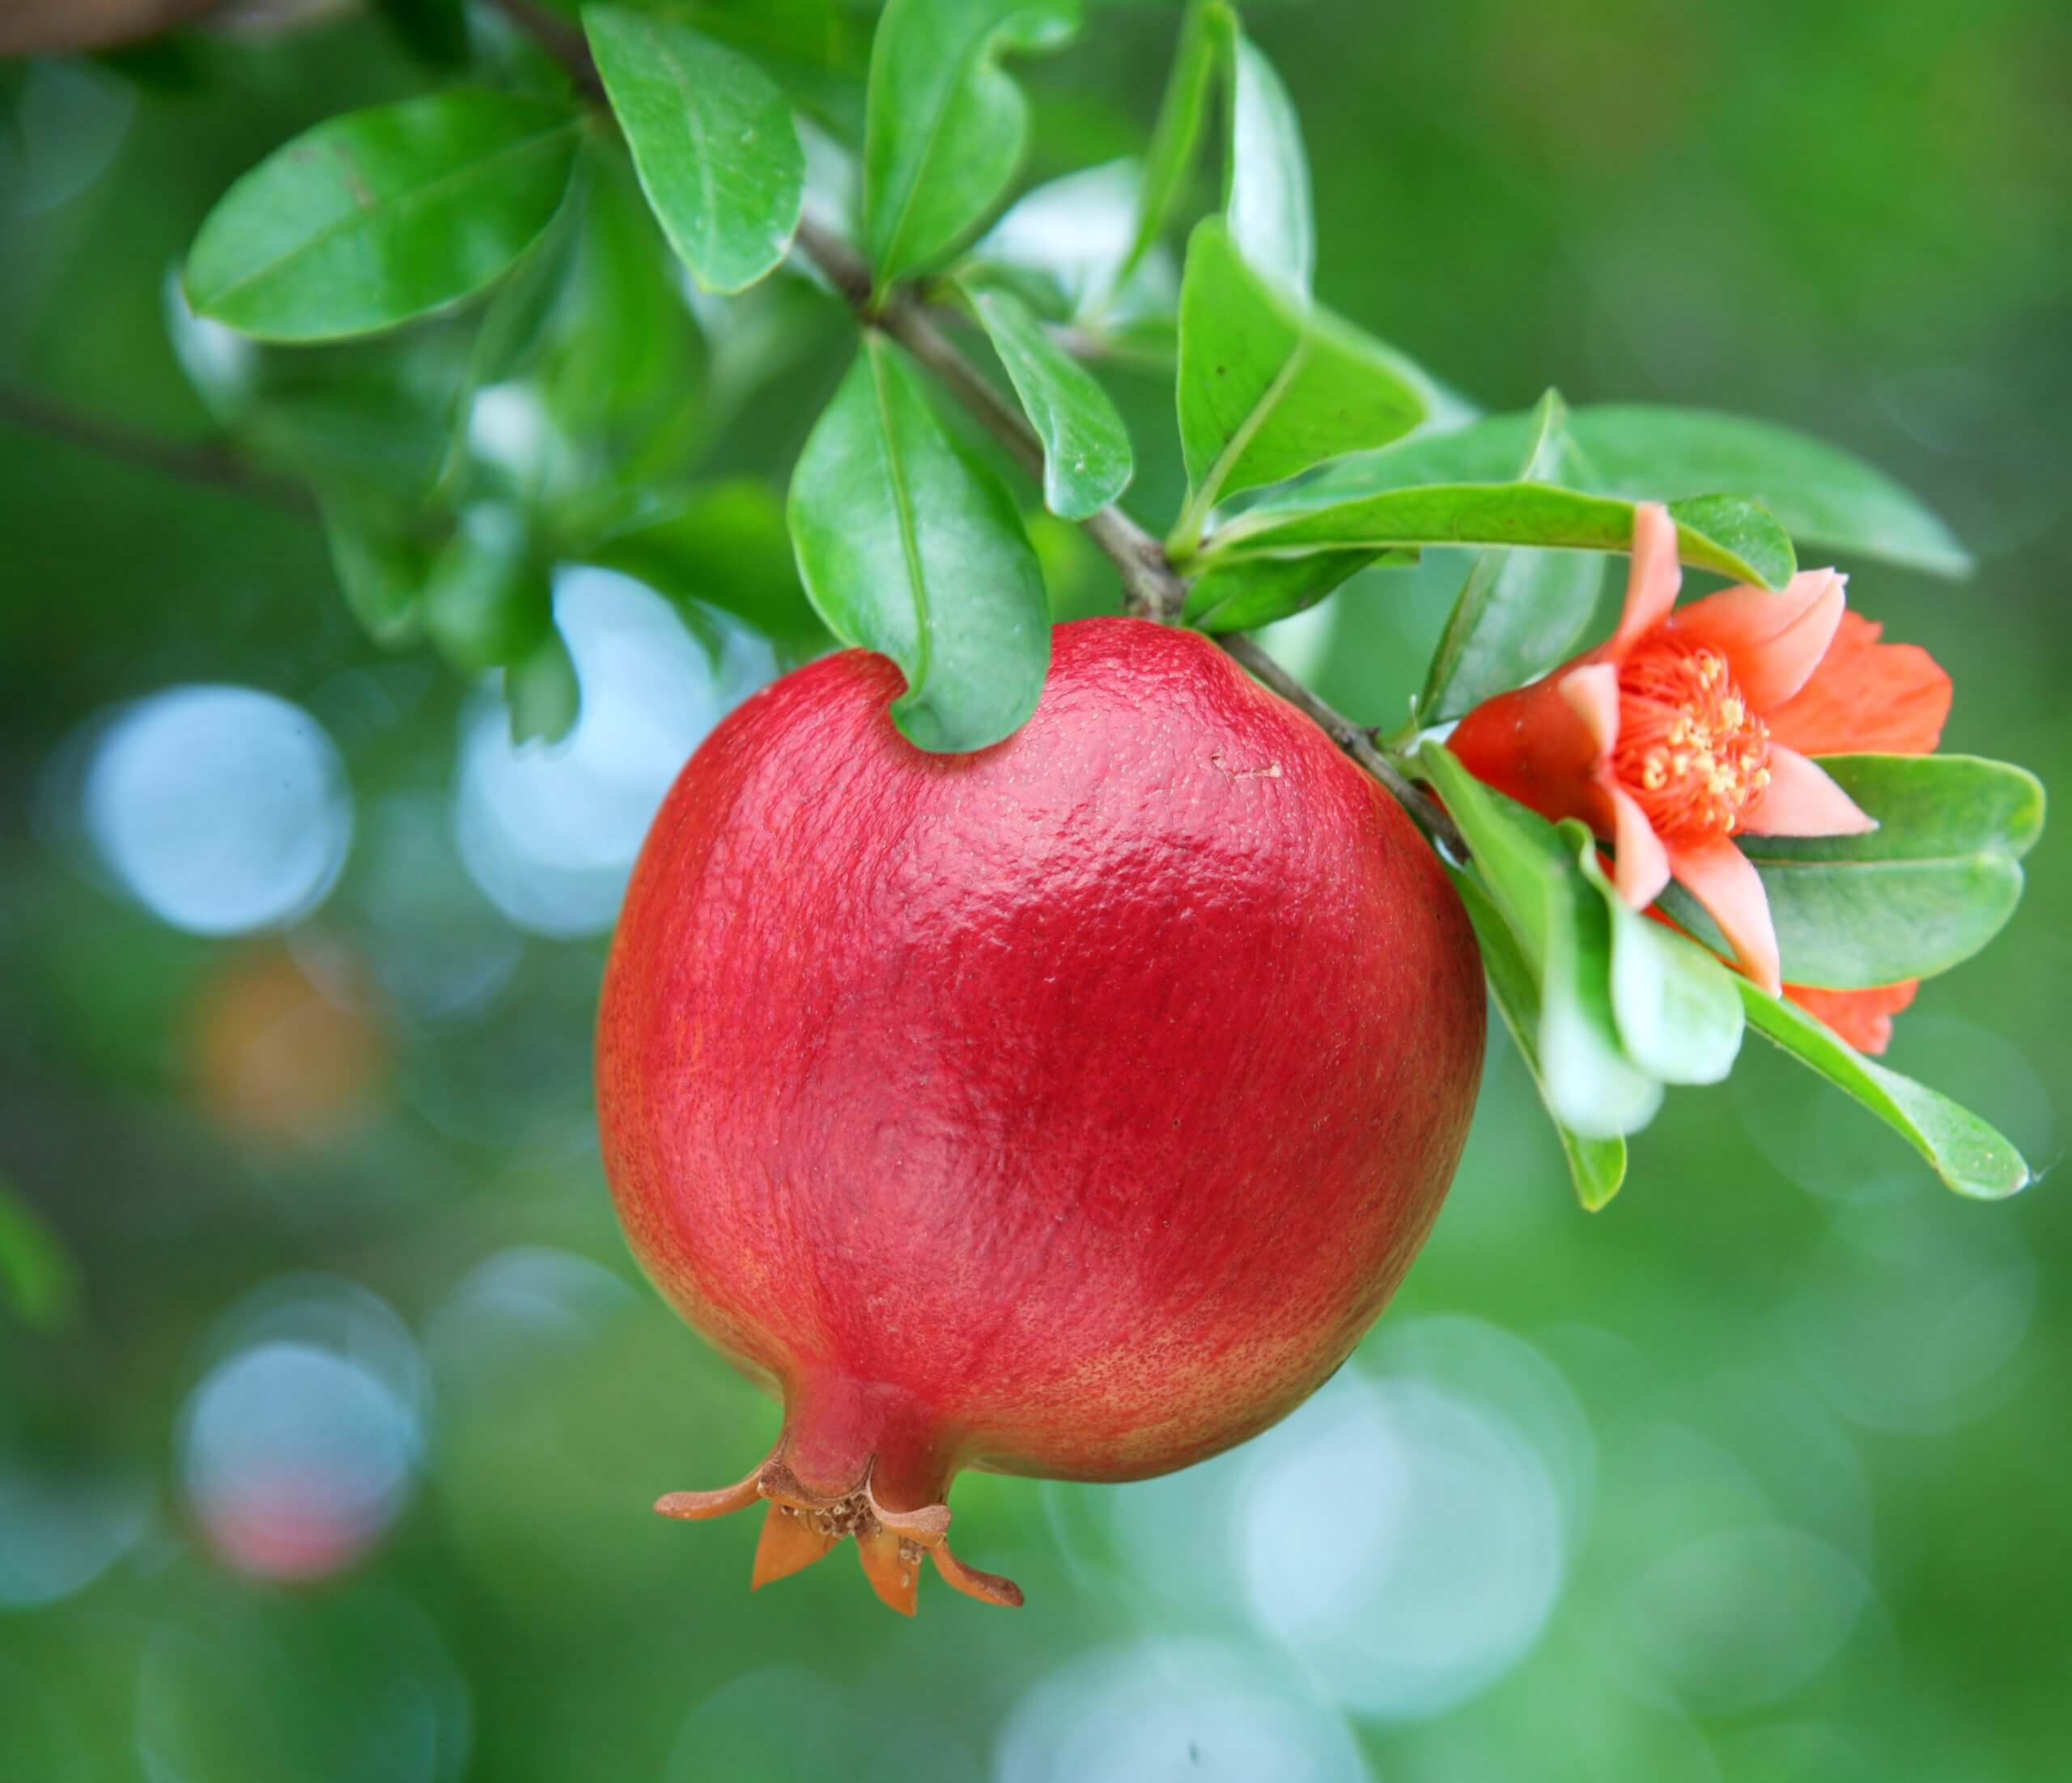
[1612,635,1773,843]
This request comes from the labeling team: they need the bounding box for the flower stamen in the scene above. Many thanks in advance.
[1613,637,1771,839]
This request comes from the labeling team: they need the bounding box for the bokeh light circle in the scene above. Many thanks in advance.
[1614,1526,1872,1713]
[0,1458,151,1610]
[79,685,352,936]
[453,571,777,936]
[995,1639,1370,1783]
[1233,1373,1568,1721]
[180,1277,423,1581]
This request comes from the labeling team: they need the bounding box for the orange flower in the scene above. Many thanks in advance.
[1450,503,1951,1046]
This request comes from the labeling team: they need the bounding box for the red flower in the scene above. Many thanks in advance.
[1450,503,1951,1047]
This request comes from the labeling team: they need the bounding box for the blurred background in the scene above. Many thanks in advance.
[2,2,2067,1779]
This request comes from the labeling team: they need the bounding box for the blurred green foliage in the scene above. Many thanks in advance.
[2,2,2068,1780]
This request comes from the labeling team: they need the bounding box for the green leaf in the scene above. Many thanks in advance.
[1420,742,1662,1140]
[185,91,582,341]
[681,0,875,135]
[584,6,805,294]
[1567,824,1744,1085]
[539,153,707,441]
[1454,871,1629,1210]
[320,495,431,647]
[1216,9,1312,298]
[422,504,553,673]
[1311,404,1971,579]
[1173,219,1433,544]
[1570,405,1972,579]
[469,193,583,385]
[1420,390,1605,722]
[788,333,1051,753]
[1118,0,1220,291]
[964,159,1153,325]
[1739,982,2029,1198]
[1662,754,2044,989]
[1208,476,1798,590]
[506,625,581,745]
[862,0,1079,291]
[965,285,1133,519]
[1182,547,1399,632]
[588,479,827,650]
[0,1173,81,1333]
[236,327,474,503]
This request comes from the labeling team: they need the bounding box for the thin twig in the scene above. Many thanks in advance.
[416,5,1469,854]
[1217,636,1458,844]
[0,384,315,516]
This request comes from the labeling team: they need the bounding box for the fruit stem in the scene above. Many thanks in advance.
[653,1374,1023,1615]
[779,1373,953,1513]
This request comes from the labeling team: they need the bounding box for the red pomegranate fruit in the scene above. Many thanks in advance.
[597,617,1485,1613]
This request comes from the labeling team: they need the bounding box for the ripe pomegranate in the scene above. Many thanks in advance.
[597,618,1484,1613]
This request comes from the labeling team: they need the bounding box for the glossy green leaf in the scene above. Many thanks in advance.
[966,159,1147,324]
[422,505,553,673]
[185,91,581,341]
[683,0,875,135]
[1420,742,1662,1139]
[1182,547,1401,632]
[1572,405,1972,578]
[862,0,1079,291]
[0,1173,81,1332]
[540,154,707,441]
[1420,390,1606,722]
[965,285,1133,519]
[788,334,1050,752]
[505,625,581,745]
[1662,754,2044,989]
[1568,824,1744,1085]
[1172,219,1433,545]
[1739,982,2029,1198]
[1309,403,1970,578]
[1454,872,1628,1210]
[588,479,826,650]
[1118,0,1220,291]
[584,6,805,294]
[1216,8,1311,297]
[1208,476,1797,590]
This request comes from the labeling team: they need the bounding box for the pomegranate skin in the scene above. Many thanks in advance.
[597,617,1484,1607]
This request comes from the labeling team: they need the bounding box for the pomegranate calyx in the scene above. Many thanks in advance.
[654,1444,1021,1616]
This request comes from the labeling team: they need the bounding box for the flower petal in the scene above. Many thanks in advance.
[1740,744,1877,838]
[1766,611,1951,757]
[1668,830,1781,995]
[1608,785,1672,906]
[1556,664,1673,902]
[1668,567,1846,709]
[1558,662,1620,754]
[1449,673,1608,829]
[1607,502,1683,655]
[1785,980,1919,1055]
